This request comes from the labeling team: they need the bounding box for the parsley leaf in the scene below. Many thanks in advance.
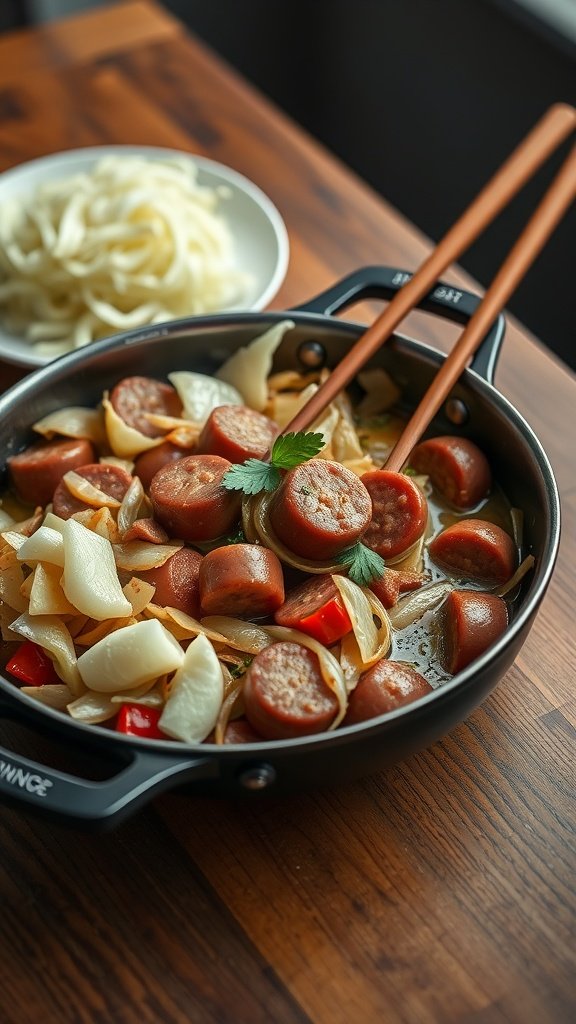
[222,431,325,496]
[222,458,281,495]
[270,432,325,469]
[336,542,387,587]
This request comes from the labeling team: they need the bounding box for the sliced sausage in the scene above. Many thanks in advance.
[52,462,132,519]
[138,548,203,618]
[199,543,284,618]
[274,573,352,644]
[110,375,182,437]
[8,437,96,507]
[149,454,241,543]
[197,404,279,464]
[122,518,169,544]
[134,442,187,491]
[429,518,516,584]
[268,460,372,561]
[410,435,491,509]
[243,641,340,740]
[344,659,433,725]
[438,589,508,673]
[361,470,428,561]
[369,567,430,609]
[221,718,264,744]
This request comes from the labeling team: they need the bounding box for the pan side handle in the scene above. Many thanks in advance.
[291,266,505,385]
[0,704,217,828]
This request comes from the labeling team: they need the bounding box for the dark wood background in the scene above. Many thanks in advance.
[0,4,574,1022]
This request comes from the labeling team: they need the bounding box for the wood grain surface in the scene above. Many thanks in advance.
[0,3,574,1022]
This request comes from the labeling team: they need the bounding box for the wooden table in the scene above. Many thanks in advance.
[0,3,574,1022]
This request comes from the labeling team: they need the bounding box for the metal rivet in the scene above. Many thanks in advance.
[297,339,327,368]
[238,763,277,790]
[444,398,469,425]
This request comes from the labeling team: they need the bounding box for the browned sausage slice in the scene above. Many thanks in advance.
[268,460,372,561]
[410,436,491,509]
[369,567,429,608]
[429,518,516,584]
[438,589,508,673]
[110,376,183,437]
[122,518,169,544]
[197,405,279,464]
[221,718,264,744]
[134,442,187,491]
[52,462,132,519]
[199,543,284,618]
[138,548,203,618]
[149,454,241,542]
[8,438,96,507]
[243,641,339,739]
[344,660,433,725]
[361,470,428,560]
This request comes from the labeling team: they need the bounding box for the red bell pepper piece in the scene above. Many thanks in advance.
[5,641,60,686]
[296,597,352,645]
[275,574,353,645]
[116,703,166,738]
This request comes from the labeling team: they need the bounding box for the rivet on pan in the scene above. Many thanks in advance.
[445,398,469,425]
[238,763,277,790]
[297,339,327,368]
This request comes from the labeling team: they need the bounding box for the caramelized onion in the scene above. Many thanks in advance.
[388,581,453,631]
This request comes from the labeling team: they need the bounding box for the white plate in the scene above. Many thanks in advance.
[0,145,290,368]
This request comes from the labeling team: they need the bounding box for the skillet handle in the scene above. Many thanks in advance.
[292,266,506,385]
[0,703,217,829]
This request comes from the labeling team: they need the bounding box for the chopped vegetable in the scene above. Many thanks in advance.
[158,633,224,743]
[216,321,295,411]
[222,431,325,496]
[62,518,132,621]
[5,640,60,686]
[116,704,166,738]
[77,618,184,692]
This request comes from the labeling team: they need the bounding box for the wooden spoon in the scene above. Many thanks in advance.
[284,102,575,438]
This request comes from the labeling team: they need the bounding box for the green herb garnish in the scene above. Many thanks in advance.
[222,431,324,496]
[336,542,387,587]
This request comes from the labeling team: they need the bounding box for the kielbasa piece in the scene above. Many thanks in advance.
[8,438,96,507]
[134,442,187,491]
[199,543,284,618]
[369,567,429,608]
[110,376,183,437]
[268,460,372,561]
[438,589,508,673]
[150,454,241,543]
[361,470,428,561]
[221,718,264,744]
[52,462,133,519]
[197,405,279,464]
[344,659,433,725]
[138,548,203,618]
[274,573,352,644]
[243,641,339,740]
[410,436,491,509]
[429,518,516,584]
[122,518,169,544]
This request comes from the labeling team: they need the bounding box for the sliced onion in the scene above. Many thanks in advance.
[168,371,243,424]
[62,518,132,621]
[214,679,245,744]
[77,618,184,693]
[248,492,341,575]
[74,616,136,647]
[215,320,295,412]
[71,507,120,544]
[388,581,453,631]
[16,525,65,567]
[495,554,535,598]
[20,683,74,710]
[112,540,182,571]
[67,692,117,724]
[117,476,145,537]
[99,455,134,473]
[123,576,156,615]
[144,413,198,431]
[165,425,201,449]
[103,396,164,459]
[0,561,28,612]
[264,624,348,729]
[110,681,164,707]
[333,576,391,671]
[200,615,272,654]
[510,507,524,551]
[1,530,28,552]
[0,545,19,572]
[62,470,122,509]
[9,611,83,694]
[158,633,224,743]
[28,562,78,616]
[33,406,106,447]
